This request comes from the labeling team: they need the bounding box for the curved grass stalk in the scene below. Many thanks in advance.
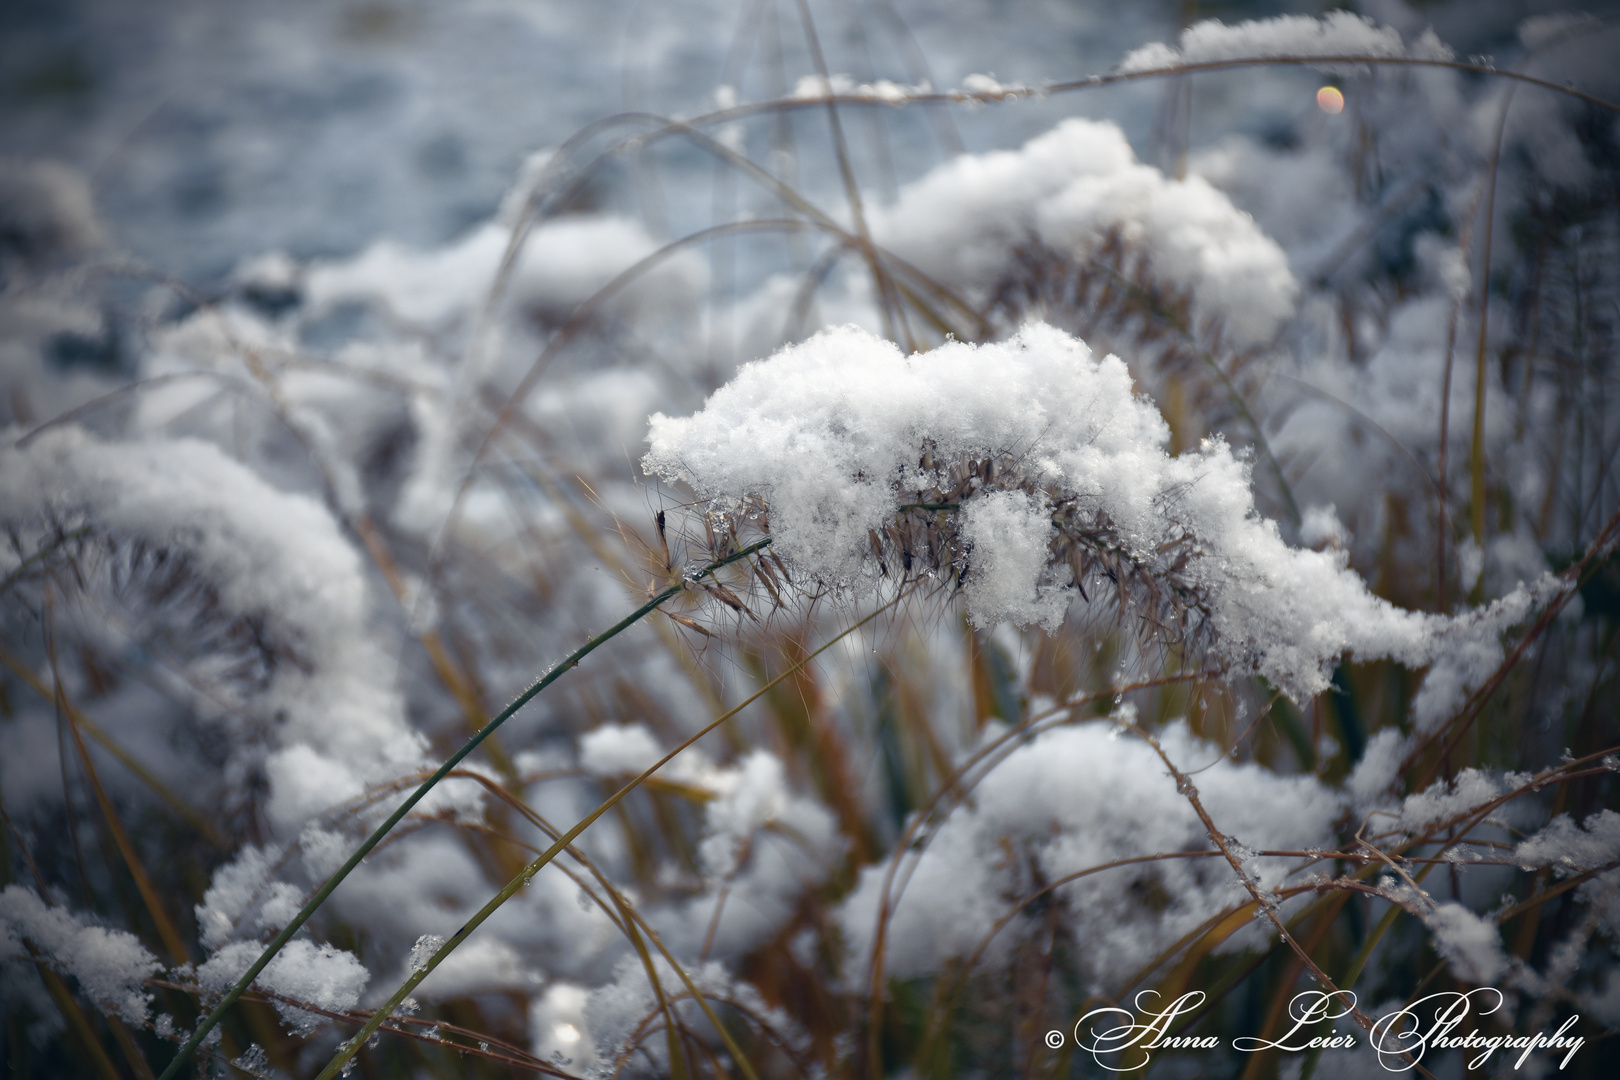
[149,975,579,1077]
[1403,507,1620,786]
[438,118,994,550]
[691,54,1620,119]
[1079,255,1302,526]
[447,768,695,1079]
[1114,716,1437,1078]
[153,537,771,1080]
[790,0,906,349]
[1277,375,1441,496]
[488,424,732,724]
[861,671,1216,1078]
[16,370,261,451]
[910,849,1226,1070]
[311,587,908,1080]
[449,774,822,1076]
[445,105,988,346]
[444,217,816,547]
[611,988,818,1080]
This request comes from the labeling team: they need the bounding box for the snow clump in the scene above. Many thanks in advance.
[835,722,1344,989]
[199,938,370,1034]
[646,322,1557,703]
[0,428,432,834]
[873,118,1298,347]
[0,885,161,1024]
[1117,12,1451,75]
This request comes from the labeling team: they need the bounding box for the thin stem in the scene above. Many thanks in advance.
[1438,308,1459,611]
[313,587,906,1080]
[0,526,91,598]
[1117,717,1435,1079]
[791,0,908,349]
[153,538,771,1080]
[863,672,1217,1078]
[1470,83,1517,597]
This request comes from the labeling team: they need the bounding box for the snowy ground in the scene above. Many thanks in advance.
[3,2,1619,1078]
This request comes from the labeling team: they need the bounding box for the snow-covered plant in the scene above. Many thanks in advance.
[1,4,1617,1079]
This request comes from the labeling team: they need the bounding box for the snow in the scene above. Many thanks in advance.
[646,321,1557,704]
[1118,12,1451,75]
[0,886,160,1024]
[195,845,305,951]
[696,750,839,884]
[2,0,1613,1067]
[574,725,842,959]
[576,954,800,1073]
[304,214,706,335]
[1517,811,1620,871]
[1398,769,1506,832]
[873,118,1299,347]
[530,982,594,1069]
[199,938,370,1034]
[579,723,667,777]
[1425,902,1510,985]
[959,489,1070,631]
[836,721,1345,988]
[0,428,432,834]
[1298,504,1348,550]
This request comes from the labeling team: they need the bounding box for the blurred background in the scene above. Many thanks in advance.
[5,2,1620,1077]
[4,0,1601,281]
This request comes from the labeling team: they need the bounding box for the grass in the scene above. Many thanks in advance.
[3,4,1620,1079]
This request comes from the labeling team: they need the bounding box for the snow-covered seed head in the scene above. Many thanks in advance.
[645,322,1448,701]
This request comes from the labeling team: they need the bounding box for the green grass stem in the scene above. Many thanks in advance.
[313,586,904,1080]
[154,538,771,1080]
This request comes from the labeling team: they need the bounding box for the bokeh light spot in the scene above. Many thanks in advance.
[1317,86,1345,114]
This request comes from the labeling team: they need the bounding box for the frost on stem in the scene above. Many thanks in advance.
[643,322,1550,703]
[1117,12,1452,76]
